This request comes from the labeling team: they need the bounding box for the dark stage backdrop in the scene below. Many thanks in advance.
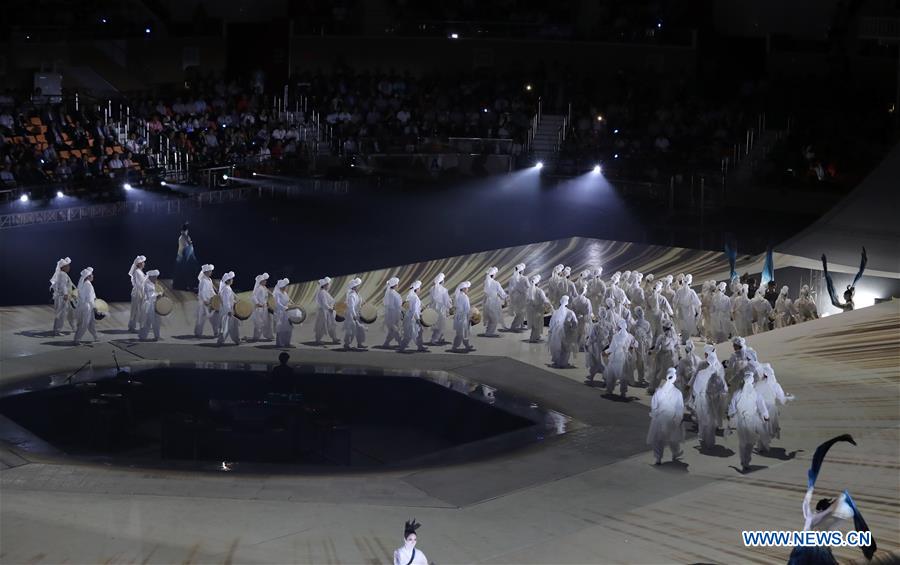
[0,178,811,306]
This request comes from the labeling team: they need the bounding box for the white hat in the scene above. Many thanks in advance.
[319,276,332,286]
[685,274,693,284]
[133,255,146,264]
[80,267,93,277]
[592,267,603,277]
[387,276,399,287]
[617,318,628,329]
[457,281,471,290]
[410,280,422,291]
[487,266,498,276]
[349,277,362,289]
[717,282,727,291]
[276,278,289,289]
[563,266,571,276]
[553,264,564,274]
[147,269,160,278]
[704,344,716,355]
[559,295,570,306]
[666,367,677,382]
[57,257,72,268]
[255,272,270,283]
[515,263,526,272]
[579,269,590,280]
[732,336,746,347]
[781,285,789,295]
[434,272,445,284]
[645,273,655,281]
[221,271,235,283]
[530,274,541,284]
[201,264,214,272]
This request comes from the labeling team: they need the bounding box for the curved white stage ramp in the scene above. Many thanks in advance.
[1,236,898,564]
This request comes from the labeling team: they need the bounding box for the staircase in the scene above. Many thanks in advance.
[529,114,566,170]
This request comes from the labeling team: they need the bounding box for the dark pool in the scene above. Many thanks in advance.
[0,363,573,470]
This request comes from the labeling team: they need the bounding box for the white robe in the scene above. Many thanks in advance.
[631,317,652,383]
[51,269,75,333]
[584,317,610,379]
[647,379,685,459]
[452,291,471,349]
[195,276,218,337]
[673,285,701,341]
[796,294,818,322]
[429,282,452,343]
[315,288,338,342]
[731,293,753,337]
[570,293,593,350]
[251,284,274,340]
[399,290,423,350]
[755,376,788,448]
[138,279,160,340]
[689,357,727,448]
[587,277,607,314]
[483,276,508,335]
[343,290,365,348]
[274,288,292,347]
[383,288,403,346]
[729,379,769,467]
[750,295,774,334]
[128,267,146,330]
[393,545,428,565]
[217,284,240,345]
[710,291,733,343]
[649,331,679,391]
[73,279,97,343]
[508,271,529,330]
[548,305,577,367]
[604,326,635,394]
[526,283,549,342]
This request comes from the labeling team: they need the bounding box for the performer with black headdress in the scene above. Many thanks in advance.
[788,434,877,564]
[821,247,867,312]
[393,518,428,565]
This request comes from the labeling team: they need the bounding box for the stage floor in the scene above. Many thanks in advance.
[1,241,898,563]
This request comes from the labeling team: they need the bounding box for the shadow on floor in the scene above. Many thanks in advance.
[730,464,768,475]
[757,447,801,461]
[19,330,65,338]
[695,444,735,458]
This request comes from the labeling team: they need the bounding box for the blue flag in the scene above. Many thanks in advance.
[760,246,774,288]
[724,243,737,281]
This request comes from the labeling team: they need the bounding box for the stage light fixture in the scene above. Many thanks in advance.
[123,183,133,190]
[56,190,64,198]
[535,161,544,169]
[525,84,533,91]
[252,172,258,176]
[593,165,601,174]
[19,194,28,202]
[614,153,619,159]
[449,33,459,39]
[596,115,604,122]
[145,27,151,34]
[160,181,167,186]
[222,174,229,180]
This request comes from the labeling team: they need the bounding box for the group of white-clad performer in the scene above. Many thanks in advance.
[50,256,800,468]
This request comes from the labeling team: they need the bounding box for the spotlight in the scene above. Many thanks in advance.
[56,190,64,198]
[222,174,229,180]
[613,128,619,134]
[19,193,28,202]
[593,165,601,174]
[252,172,258,176]
[101,17,107,23]
[123,183,133,190]
[596,115,604,122]
[525,84,533,91]
[144,27,151,34]
[160,181,167,186]
[613,154,619,159]
[535,161,544,169]
[449,33,459,39]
